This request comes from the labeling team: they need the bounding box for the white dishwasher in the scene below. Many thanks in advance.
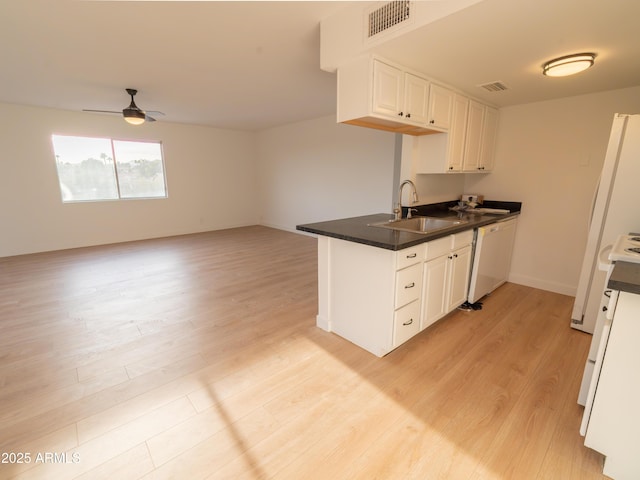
[467,218,518,303]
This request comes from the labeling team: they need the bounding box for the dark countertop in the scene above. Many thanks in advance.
[296,200,522,251]
[608,261,640,295]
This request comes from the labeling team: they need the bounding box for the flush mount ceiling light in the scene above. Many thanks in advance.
[542,53,596,77]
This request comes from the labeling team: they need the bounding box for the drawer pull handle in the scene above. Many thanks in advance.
[407,253,417,258]
[403,318,414,326]
[405,282,415,289]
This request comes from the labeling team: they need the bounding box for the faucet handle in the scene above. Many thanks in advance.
[407,208,418,219]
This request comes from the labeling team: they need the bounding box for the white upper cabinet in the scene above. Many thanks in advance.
[411,96,499,174]
[427,84,454,130]
[463,101,498,172]
[339,54,499,172]
[370,59,433,129]
[446,94,469,172]
[337,56,444,136]
[479,106,499,171]
[403,73,430,125]
[462,100,485,172]
[371,62,430,125]
[372,60,404,118]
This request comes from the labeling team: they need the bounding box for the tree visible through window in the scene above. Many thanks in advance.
[51,135,167,202]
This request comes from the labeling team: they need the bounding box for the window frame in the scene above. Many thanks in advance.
[51,134,168,203]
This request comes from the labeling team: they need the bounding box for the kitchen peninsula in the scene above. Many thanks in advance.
[297,201,521,357]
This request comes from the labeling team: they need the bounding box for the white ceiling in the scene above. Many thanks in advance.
[1,1,639,131]
[373,0,640,108]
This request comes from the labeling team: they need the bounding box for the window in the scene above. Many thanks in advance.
[51,135,167,202]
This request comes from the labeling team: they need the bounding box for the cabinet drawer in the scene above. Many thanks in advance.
[452,229,474,249]
[393,300,421,347]
[395,263,422,308]
[396,244,424,270]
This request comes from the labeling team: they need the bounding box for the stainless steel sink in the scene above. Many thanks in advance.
[369,216,468,234]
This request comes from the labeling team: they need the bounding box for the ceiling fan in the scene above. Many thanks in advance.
[83,88,164,125]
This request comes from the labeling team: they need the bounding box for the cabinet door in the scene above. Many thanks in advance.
[422,254,448,330]
[372,60,403,118]
[447,94,469,172]
[479,106,498,171]
[403,73,429,125]
[462,100,484,172]
[427,84,454,130]
[447,245,472,312]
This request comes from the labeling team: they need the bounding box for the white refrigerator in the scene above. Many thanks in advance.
[572,113,640,333]
[572,113,640,404]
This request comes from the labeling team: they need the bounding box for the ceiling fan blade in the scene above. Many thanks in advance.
[145,110,165,116]
[83,109,120,114]
[145,114,157,122]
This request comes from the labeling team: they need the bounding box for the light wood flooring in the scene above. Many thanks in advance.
[0,226,608,479]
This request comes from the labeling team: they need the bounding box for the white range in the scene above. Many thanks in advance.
[580,233,640,433]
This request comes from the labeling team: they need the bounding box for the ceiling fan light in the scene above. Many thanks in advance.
[123,108,145,125]
[542,53,596,77]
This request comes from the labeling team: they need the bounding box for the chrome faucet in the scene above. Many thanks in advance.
[394,179,419,221]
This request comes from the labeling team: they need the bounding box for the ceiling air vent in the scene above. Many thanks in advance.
[368,1,412,38]
[478,81,509,92]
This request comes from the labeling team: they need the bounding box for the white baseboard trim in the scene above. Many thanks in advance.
[508,273,576,297]
[316,315,330,331]
[259,222,300,233]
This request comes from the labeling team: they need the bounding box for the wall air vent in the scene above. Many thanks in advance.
[478,81,509,92]
[367,1,412,39]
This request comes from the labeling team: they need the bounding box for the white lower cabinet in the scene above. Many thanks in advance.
[422,252,448,329]
[584,291,640,479]
[317,229,473,357]
[319,236,424,356]
[393,299,421,347]
[448,245,472,310]
[394,262,422,310]
[422,231,473,330]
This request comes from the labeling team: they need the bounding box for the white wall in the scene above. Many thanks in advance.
[0,102,259,257]
[464,85,640,295]
[6,86,640,300]
[256,115,396,231]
